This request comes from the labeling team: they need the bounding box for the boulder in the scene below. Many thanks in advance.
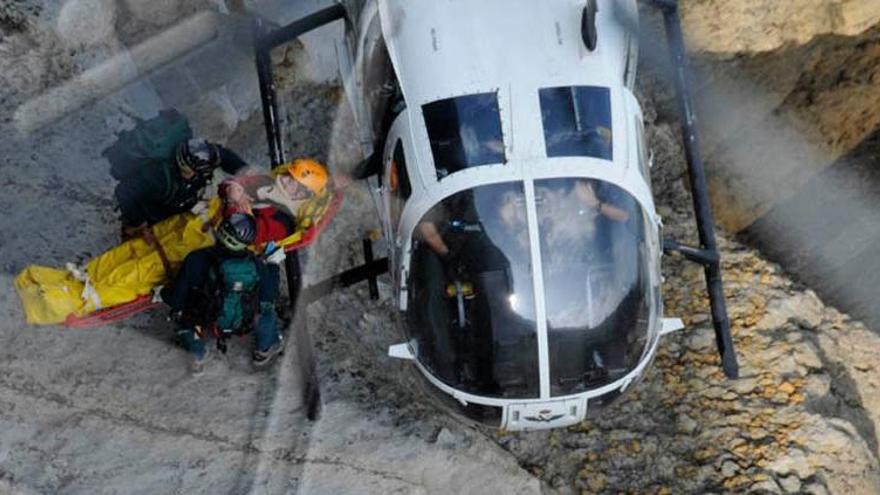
[55,0,117,47]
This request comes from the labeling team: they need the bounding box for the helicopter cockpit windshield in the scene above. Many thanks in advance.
[407,179,654,404]
[535,178,652,396]
[408,182,540,399]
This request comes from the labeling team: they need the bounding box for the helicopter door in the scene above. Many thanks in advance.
[381,113,414,286]
[337,1,382,153]
[384,139,412,235]
[336,24,361,149]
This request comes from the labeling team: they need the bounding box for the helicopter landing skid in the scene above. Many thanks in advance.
[647,0,739,379]
[253,5,348,422]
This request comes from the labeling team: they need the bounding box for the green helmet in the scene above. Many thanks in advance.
[216,213,257,251]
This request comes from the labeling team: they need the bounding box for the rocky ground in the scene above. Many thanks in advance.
[2,1,880,494]
[0,2,541,493]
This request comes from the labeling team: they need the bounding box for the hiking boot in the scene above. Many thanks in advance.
[252,337,284,368]
[190,348,211,375]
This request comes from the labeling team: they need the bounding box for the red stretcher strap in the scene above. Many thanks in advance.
[64,295,161,329]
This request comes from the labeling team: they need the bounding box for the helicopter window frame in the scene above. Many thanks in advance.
[405,181,541,399]
[532,178,653,397]
[422,92,507,180]
[539,86,613,161]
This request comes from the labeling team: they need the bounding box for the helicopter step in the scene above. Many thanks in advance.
[300,240,390,305]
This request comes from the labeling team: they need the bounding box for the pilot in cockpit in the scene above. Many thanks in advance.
[417,190,510,289]
[495,178,628,255]
[413,188,517,393]
[418,179,630,269]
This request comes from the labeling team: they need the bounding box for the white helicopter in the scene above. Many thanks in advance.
[251,0,738,431]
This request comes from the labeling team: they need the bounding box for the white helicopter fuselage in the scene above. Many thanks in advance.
[336,0,681,430]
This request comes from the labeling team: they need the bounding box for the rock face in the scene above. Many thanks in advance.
[652,0,880,362]
[680,1,880,54]
[122,0,183,26]
[55,0,117,47]
[660,0,880,232]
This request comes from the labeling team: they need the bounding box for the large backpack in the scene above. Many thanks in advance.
[103,109,193,182]
[212,255,261,335]
[178,253,261,337]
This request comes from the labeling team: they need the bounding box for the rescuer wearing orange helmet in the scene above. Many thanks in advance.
[221,158,330,222]
[276,158,329,198]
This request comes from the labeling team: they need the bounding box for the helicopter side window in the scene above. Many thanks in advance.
[423,93,506,179]
[539,86,613,160]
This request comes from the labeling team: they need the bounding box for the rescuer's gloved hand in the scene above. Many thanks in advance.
[263,241,286,265]
[121,223,148,241]
[439,248,462,283]
[168,308,184,324]
[266,248,286,265]
[190,200,209,215]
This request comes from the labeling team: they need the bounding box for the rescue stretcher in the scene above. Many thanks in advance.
[18,191,344,329]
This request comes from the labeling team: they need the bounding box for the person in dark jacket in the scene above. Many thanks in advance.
[115,138,247,238]
[158,213,284,373]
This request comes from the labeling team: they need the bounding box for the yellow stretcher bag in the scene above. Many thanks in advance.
[14,201,220,325]
[14,266,85,325]
[273,190,334,249]
[13,191,338,326]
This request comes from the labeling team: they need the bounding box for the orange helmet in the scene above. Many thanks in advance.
[274,158,328,195]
